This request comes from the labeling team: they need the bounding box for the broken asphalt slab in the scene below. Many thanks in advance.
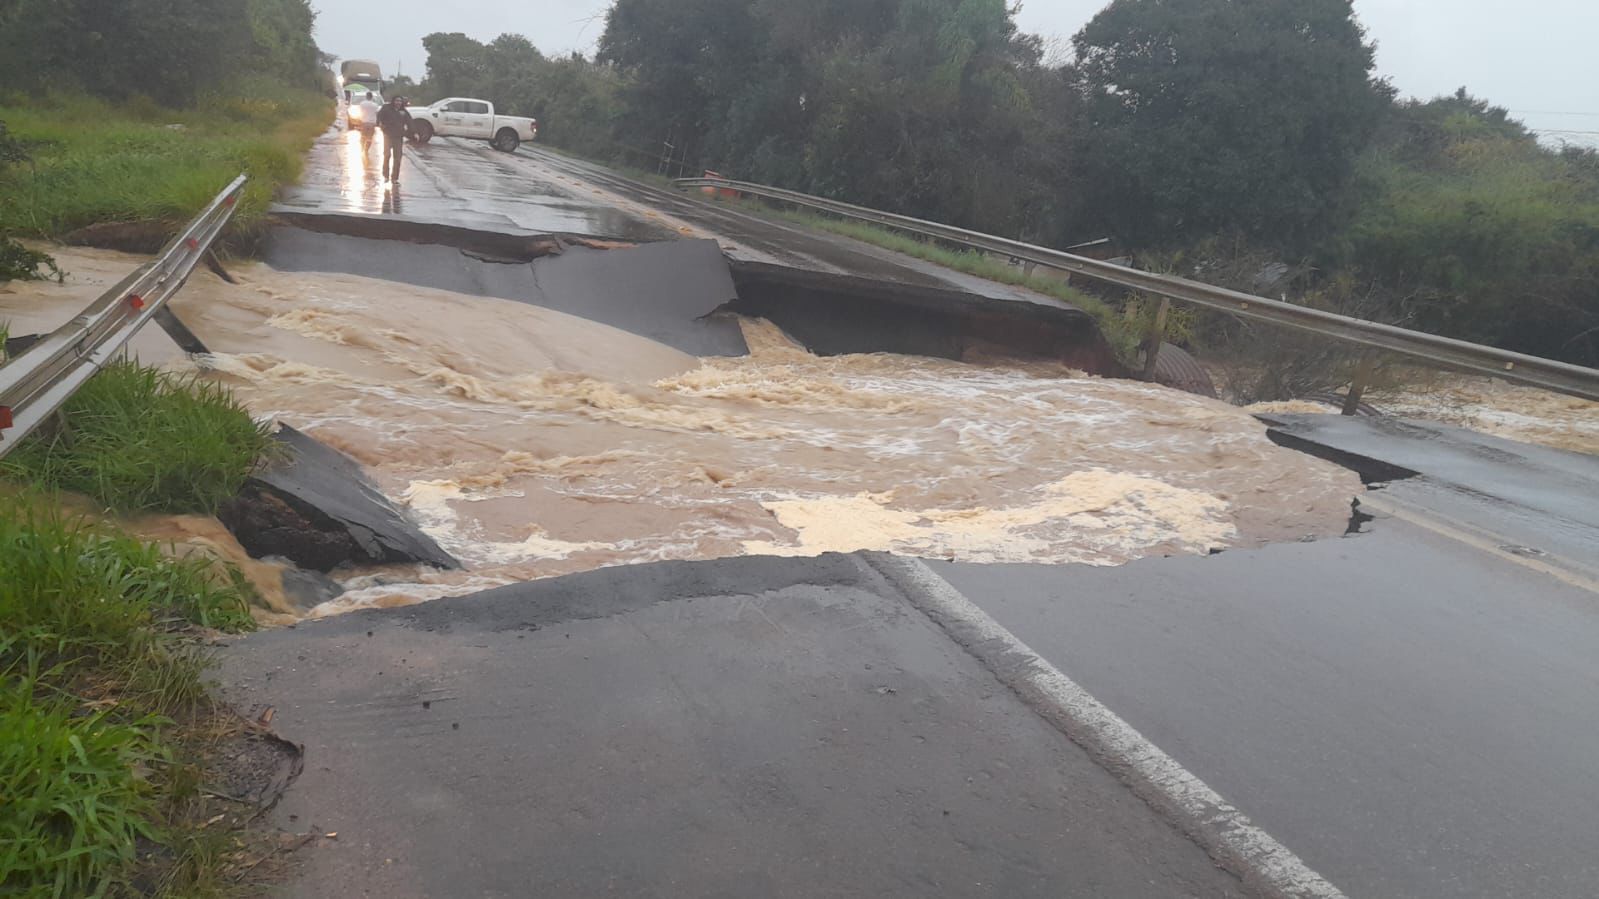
[220,424,457,573]
[263,227,746,357]
[1262,413,1599,576]
[217,553,1242,898]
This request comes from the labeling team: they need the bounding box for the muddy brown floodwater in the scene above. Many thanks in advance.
[4,248,1364,618]
[163,262,1362,617]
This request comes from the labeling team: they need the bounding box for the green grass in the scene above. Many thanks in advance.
[0,88,330,241]
[1,361,277,515]
[0,499,254,669]
[709,194,1144,361]
[0,498,256,896]
[0,668,166,898]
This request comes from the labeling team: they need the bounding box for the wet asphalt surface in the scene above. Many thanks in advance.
[221,555,1242,898]
[230,125,1599,896]
[274,127,1073,308]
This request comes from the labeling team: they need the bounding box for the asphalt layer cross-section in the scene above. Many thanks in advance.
[219,554,1242,898]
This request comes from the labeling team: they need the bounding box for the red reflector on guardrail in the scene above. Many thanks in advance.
[0,406,13,430]
[224,196,237,207]
[128,295,146,310]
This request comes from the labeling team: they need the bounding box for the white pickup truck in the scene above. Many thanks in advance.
[409,98,538,152]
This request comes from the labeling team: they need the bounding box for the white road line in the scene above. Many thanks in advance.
[864,553,1346,899]
[1359,493,1599,594]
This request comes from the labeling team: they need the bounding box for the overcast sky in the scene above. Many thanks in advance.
[313,0,1598,145]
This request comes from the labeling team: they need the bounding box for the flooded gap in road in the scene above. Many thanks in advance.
[152,252,1363,619]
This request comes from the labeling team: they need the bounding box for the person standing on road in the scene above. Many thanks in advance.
[376,96,411,185]
[357,94,381,152]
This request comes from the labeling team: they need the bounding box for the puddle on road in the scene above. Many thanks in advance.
[154,263,1362,617]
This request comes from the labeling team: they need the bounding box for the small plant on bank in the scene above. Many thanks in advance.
[1,361,277,515]
[0,119,62,283]
[0,237,61,283]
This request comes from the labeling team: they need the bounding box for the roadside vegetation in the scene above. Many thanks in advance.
[0,2,323,893]
[0,362,278,514]
[0,0,330,267]
[1,497,258,896]
[0,90,330,242]
[0,361,281,895]
[405,0,1599,389]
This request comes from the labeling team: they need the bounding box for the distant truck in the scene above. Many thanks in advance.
[340,59,384,91]
[409,98,538,152]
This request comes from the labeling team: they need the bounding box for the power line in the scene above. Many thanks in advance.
[1512,110,1599,118]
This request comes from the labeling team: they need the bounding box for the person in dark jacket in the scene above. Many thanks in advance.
[376,97,412,184]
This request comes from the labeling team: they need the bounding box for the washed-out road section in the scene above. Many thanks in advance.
[223,125,1599,896]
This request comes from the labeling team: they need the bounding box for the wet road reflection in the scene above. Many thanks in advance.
[275,123,677,241]
[341,129,388,206]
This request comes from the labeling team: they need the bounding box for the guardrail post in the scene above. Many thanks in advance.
[1342,355,1378,416]
[1141,297,1171,382]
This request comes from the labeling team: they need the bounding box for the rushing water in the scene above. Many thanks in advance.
[156,262,1363,617]
[1,248,1364,619]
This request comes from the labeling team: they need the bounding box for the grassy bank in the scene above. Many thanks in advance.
[1,362,277,514]
[0,498,258,895]
[0,361,279,895]
[0,86,330,242]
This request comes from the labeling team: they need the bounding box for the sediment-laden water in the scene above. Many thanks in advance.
[161,263,1362,616]
[4,248,1367,618]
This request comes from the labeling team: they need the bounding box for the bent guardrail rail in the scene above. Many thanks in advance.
[674,176,1599,404]
[0,174,247,458]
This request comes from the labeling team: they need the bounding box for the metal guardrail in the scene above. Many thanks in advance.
[675,176,1599,403]
[0,175,247,458]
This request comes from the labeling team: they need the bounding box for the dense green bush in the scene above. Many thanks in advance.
[1327,93,1599,364]
[0,0,323,107]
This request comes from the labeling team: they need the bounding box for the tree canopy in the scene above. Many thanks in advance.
[0,0,324,107]
[1071,0,1394,248]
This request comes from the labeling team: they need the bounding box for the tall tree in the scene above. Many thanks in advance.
[1071,0,1393,248]
[422,32,490,98]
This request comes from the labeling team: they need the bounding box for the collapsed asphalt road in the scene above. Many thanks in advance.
[214,126,1599,896]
